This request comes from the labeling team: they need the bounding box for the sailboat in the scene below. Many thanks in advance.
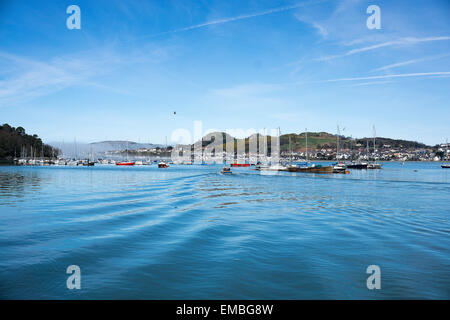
[333,125,348,173]
[287,128,334,173]
[83,145,95,166]
[255,129,270,170]
[116,141,135,166]
[347,135,368,169]
[158,136,170,168]
[442,139,450,168]
[367,125,382,169]
[265,127,287,171]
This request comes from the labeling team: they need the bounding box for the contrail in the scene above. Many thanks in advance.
[146,0,327,38]
[322,72,450,82]
[370,53,450,73]
[317,36,450,61]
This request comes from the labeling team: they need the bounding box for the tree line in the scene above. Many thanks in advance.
[0,123,60,160]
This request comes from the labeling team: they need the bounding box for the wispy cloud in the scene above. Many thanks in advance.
[147,0,327,37]
[347,80,396,87]
[0,45,169,106]
[317,36,450,61]
[0,50,121,106]
[295,14,328,38]
[370,53,450,73]
[321,72,450,83]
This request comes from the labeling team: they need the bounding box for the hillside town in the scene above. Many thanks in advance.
[280,142,450,162]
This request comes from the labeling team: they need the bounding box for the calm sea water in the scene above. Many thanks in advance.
[0,162,449,299]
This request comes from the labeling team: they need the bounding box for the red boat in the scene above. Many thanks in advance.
[116,162,135,166]
[230,163,250,167]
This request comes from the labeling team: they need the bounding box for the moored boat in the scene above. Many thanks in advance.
[367,163,382,169]
[117,141,134,166]
[254,163,270,171]
[442,140,449,168]
[287,164,334,173]
[230,163,250,167]
[258,163,288,171]
[347,162,368,169]
[333,162,348,173]
[116,161,135,166]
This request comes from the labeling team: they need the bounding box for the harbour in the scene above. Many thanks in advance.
[0,162,449,299]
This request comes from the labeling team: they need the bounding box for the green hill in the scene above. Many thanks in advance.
[195,131,429,152]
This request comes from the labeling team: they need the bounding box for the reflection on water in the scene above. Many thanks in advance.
[0,163,449,299]
[0,169,42,204]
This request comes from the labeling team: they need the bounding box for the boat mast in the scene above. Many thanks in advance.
[305,128,308,163]
[350,135,353,162]
[289,135,292,164]
[263,128,266,163]
[336,125,340,162]
[74,138,76,160]
[373,125,376,160]
[366,138,369,162]
[446,139,448,162]
[256,133,260,164]
[278,127,281,164]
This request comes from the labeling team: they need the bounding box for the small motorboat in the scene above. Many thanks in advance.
[333,162,347,173]
[158,162,168,168]
[221,167,232,174]
[367,163,382,169]
[442,164,450,168]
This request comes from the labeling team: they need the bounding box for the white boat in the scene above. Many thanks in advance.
[254,163,270,170]
[333,162,347,173]
[67,160,79,166]
[261,127,287,171]
[262,163,288,171]
[333,126,347,173]
[367,163,382,169]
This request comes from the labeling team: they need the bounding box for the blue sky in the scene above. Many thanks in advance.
[0,0,449,145]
